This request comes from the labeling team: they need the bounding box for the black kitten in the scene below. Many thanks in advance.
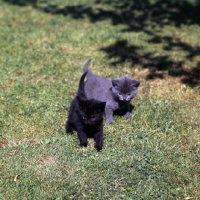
[66,68,106,151]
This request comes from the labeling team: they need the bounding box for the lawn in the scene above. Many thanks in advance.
[0,0,199,199]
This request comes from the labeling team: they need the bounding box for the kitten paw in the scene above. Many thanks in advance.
[124,112,133,119]
[66,126,74,134]
[80,142,88,147]
[95,145,102,151]
[106,119,115,124]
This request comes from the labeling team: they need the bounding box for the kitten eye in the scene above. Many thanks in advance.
[118,93,122,96]
[128,93,131,96]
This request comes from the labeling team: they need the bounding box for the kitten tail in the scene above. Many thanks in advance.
[77,71,88,100]
[83,58,92,73]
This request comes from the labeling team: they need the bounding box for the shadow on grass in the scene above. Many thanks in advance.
[3,0,37,7]
[114,104,135,117]
[7,0,200,25]
[101,39,200,87]
[3,0,200,88]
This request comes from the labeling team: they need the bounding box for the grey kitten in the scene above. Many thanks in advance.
[83,58,140,124]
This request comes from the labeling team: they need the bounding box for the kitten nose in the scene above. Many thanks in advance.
[85,119,93,124]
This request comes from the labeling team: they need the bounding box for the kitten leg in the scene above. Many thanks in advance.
[105,107,115,124]
[94,129,103,151]
[124,112,133,119]
[77,130,88,147]
[66,121,74,134]
[124,104,133,119]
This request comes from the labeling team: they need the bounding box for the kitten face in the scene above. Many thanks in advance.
[77,97,106,125]
[111,77,140,102]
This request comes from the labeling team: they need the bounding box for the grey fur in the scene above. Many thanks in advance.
[83,58,140,124]
[83,58,92,73]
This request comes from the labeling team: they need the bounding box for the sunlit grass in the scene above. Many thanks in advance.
[0,0,199,199]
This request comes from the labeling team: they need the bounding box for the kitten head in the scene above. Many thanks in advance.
[111,76,140,102]
[77,96,106,125]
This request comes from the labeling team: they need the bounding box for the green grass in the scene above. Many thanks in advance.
[0,0,200,199]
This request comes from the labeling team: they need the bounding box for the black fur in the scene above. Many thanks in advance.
[66,71,106,151]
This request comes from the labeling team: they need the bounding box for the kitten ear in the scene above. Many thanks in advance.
[76,96,81,103]
[131,80,140,87]
[76,96,86,111]
[76,96,84,106]
[112,79,119,87]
